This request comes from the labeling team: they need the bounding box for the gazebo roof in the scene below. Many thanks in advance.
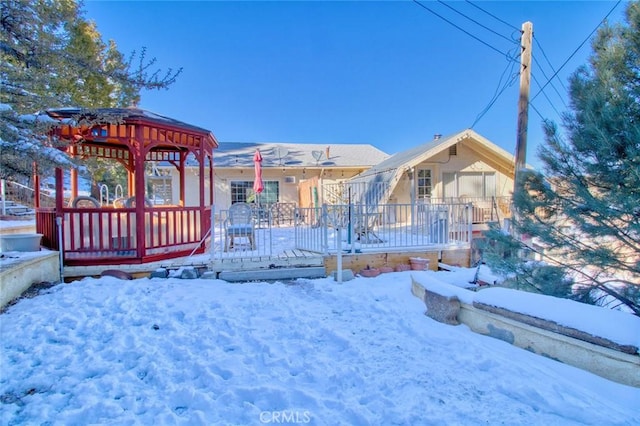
[46,107,218,154]
[46,107,215,136]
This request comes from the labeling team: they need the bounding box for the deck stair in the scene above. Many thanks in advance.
[0,199,35,217]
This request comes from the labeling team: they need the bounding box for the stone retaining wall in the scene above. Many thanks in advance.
[411,276,640,388]
[0,252,60,309]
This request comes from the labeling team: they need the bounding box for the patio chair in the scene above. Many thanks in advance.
[112,197,127,208]
[124,196,154,208]
[352,205,383,244]
[224,202,256,251]
[69,196,100,208]
[250,203,270,228]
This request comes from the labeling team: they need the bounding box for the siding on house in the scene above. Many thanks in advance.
[349,129,517,205]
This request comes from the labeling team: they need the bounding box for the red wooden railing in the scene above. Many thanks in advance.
[36,206,211,266]
[36,209,59,249]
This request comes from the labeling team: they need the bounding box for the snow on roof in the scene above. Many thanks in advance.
[210,142,390,168]
[45,107,214,135]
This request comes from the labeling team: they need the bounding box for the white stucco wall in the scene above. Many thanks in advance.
[213,169,304,213]
[211,168,362,212]
[166,169,212,207]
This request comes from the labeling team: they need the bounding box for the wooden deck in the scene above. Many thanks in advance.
[63,248,323,280]
[209,249,323,272]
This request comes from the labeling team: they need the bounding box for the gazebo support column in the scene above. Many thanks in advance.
[134,128,146,258]
[197,150,207,236]
[198,149,205,210]
[209,155,214,205]
[179,153,186,207]
[128,169,135,197]
[70,168,78,202]
[33,162,40,209]
[55,168,64,212]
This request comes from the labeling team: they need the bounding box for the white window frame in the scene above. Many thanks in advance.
[442,171,496,199]
[416,168,432,200]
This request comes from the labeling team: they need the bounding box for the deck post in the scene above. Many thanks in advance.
[467,203,473,243]
[210,204,215,263]
[336,225,343,283]
[322,204,329,255]
[1,179,5,216]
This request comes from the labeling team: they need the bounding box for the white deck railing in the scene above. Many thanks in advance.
[212,201,475,260]
[294,202,473,254]
[212,208,278,260]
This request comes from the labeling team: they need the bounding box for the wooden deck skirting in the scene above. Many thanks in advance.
[62,247,471,279]
[210,250,323,272]
[324,248,470,275]
[63,249,324,279]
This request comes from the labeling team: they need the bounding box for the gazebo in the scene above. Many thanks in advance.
[35,108,218,266]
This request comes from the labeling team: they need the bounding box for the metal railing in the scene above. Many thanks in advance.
[322,181,390,206]
[212,207,276,260]
[1,180,56,210]
[428,196,511,224]
[294,202,473,254]
[211,198,508,260]
[211,203,311,261]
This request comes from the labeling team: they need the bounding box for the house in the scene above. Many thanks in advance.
[167,142,389,213]
[347,129,516,225]
[158,129,514,227]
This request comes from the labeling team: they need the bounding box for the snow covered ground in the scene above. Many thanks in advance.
[0,220,34,229]
[1,270,639,425]
[1,218,638,424]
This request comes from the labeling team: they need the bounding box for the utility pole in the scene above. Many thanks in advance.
[514,21,533,191]
[510,21,533,239]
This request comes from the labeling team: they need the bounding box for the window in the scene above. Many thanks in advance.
[416,169,432,200]
[442,172,496,199]
[230,181,279,205]
[148,177,172,205]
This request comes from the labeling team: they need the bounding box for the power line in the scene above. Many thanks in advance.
[464,0,521,33]
[532,55,568,109]
[471,47,520,128]
[528,101,547,122]
[533,36,569,93]
[531,72,564,119]
[471,71,519,128]
[411,0,517,62]
[531,0,622,103]
[435,0,516,44]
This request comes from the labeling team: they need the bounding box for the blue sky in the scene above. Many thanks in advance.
[82,1,626,169]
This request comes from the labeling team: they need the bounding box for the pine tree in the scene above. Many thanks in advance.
[0,0,181,181]
[484,1,640,316]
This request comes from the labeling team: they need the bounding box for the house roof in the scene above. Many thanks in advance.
[211,142,389,168]
[348,129,516,203]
